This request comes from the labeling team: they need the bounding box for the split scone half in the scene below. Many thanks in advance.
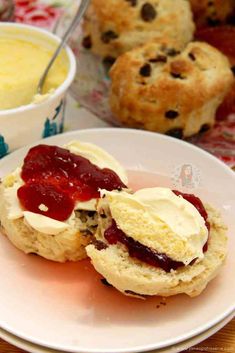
[0,141,128,262]
[86,188,227,298]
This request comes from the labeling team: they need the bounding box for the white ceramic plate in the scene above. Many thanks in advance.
[0,312,234,353]
[0,128,235,353]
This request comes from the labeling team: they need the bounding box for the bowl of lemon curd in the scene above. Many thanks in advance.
[0,23,76,158]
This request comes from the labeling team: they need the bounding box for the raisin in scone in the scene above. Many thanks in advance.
[86,188,227,298]
[109,41,234,138]
[190,0,235,27]
[82,0,195,62]
[0,141,128,262]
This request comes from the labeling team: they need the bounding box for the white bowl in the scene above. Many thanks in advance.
[0,23,76,158]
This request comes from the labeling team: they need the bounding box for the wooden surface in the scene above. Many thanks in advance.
[0,318,234,353]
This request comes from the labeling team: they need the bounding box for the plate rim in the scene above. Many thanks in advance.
[0,312,234,353]
[0,127,235,179]
[0,127,235,353]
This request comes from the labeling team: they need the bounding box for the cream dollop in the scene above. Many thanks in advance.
[101,188,208,265]
[4,183,23,220]
[65,140,128,184]
[66,140,128,211]
[23,211,73,235]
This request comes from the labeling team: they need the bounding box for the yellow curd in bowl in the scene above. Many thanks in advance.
[0,38,69,110]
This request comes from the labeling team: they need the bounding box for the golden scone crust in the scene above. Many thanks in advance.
[0,184,93,262]
[109,41,234,138]
[82,0,195,60]
[190,0,235,27]
[86,205,227,298]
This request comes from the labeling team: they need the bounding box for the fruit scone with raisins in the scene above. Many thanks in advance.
[0,141,128,262]
[82,0,195,63]
[109,40,234,138]
[86,188,227,298]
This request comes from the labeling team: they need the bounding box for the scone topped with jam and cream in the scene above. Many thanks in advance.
[86,188,227,298]
[0,141,128,262]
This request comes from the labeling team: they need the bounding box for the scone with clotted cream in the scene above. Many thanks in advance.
[86,188,227,298]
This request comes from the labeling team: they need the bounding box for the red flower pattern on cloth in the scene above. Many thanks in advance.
[15,0,62,30]
[190,115,235,169]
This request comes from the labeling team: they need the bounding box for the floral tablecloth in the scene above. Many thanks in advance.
[14,0,64,30]
[12,0,235,170]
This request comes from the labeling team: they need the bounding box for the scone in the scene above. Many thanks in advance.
[0,141,128,262]
[86,188,227,298]
[109,41,234,138]
[82,0,195,62]
[190,0,235,27]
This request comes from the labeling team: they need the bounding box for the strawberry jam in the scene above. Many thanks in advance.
[18,183,74,221]
[172,190,209,230]
[104,220,185,272]
[173,190,210,252]
[18,144,126,221]
[104,191,210,272]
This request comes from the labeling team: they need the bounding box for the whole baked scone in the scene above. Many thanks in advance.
[0,141,128,262]
[190,0,235,27]
[82,0,195,61]
[109,41,234,138]
[86,188,227,298]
